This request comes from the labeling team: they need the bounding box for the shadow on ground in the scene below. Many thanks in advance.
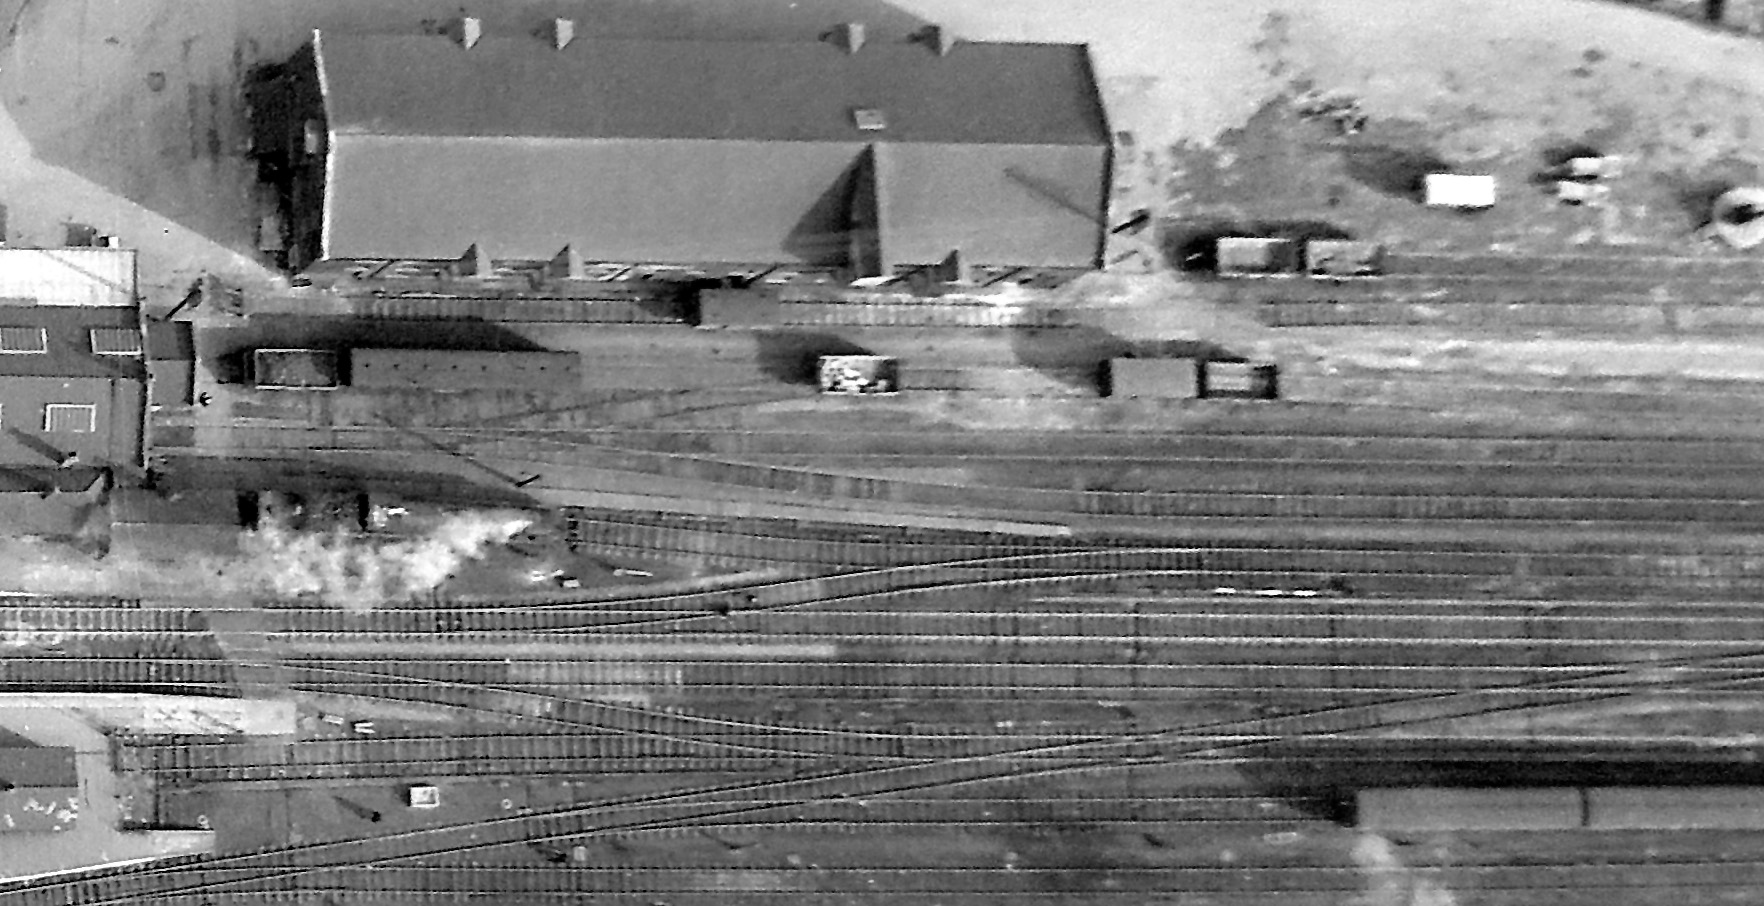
[1,0,931,268]
[1011,323,1239,392]
[753,330,875,385]
[1340,143,1453,203]
[1236,736,1764,825]
[203,318,547,384]
[1158,218,1354,273]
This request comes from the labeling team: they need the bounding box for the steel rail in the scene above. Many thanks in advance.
[18,649,1764,905]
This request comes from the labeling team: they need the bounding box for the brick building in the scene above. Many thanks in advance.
[0,247,147,476]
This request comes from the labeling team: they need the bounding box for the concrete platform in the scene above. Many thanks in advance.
[0,706,234,880]
[0,694,296,738]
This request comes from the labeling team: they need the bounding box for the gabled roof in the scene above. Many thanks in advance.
[313,32,1109,147]
[0,306,143,380]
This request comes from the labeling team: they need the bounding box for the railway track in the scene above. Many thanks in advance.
[773,300,1079,329]
[176,414,1764,471]
[1257,297,1764,332]
[745,453,1764,496]
[442,434,1764,524]
[287,596,1764,643]
[575,423,1764,457]
[23,539,1764,639]
[343,292,1104,330]
[276,860,1764,898]
[132,731,1749,787]
[0,656,236,696]
[1380,250,1764,280]
[99,887,1764,906]
[345,294,690,324]
[551,530,1764,600]
[20,647,1764,905]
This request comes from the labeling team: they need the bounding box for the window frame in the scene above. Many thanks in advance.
[88,327,143,356]
[42,403,96,434]
[0,327,48,355]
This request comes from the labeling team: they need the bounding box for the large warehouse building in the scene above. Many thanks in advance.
[265,21,1111,276]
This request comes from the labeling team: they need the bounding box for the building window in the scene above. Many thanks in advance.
[43,404,95,434]
[89,327,143,356]
[852,108,887,131]
[0,327,47,354]
[303,119,324,156]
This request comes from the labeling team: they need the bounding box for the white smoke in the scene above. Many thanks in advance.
[0,509,534,611]
[236,510,533,611]
[1350,834,1457,906]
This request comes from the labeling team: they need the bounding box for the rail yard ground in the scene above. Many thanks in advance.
[2,1,1764,904]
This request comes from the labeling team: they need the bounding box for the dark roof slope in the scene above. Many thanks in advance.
[0,747,77,788]
[146,320,194,362]
[314,32,1109,147]
[323,136,865,261]
[0,306,144,380]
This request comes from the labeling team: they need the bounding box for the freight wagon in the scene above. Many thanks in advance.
[1357,787,1764,832]
[250,348,340,390]
[248,348,581,391]
[1106,357,1202,399]
[349,349,582,391]
[1200,360,1280,400]
[818,355,899,395]
[1304,240,1386,277]
[1106,358,1279,401]
[1216,238,1387,278]
[1215,237,1302,276]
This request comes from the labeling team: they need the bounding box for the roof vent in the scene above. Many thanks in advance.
[937,248,972,285]
[829,22,866,54]
[548,18,575,50]
[852,108,887,131]
[548,245,586,280]
[457,16,482,49]
[456,243,493,277]
[921,24,957,56]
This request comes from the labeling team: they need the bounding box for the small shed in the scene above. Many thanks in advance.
[251,348,340,389]
[696,287,782,328]
[1424,174,1497,209]
[1106,358,1202,400]
[1199,361,1279,400]
[817,355,899,395]
[1215,237,1301,276]
[147,320,195,406]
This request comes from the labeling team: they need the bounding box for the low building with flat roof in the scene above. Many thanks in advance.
[0,249,136,308]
